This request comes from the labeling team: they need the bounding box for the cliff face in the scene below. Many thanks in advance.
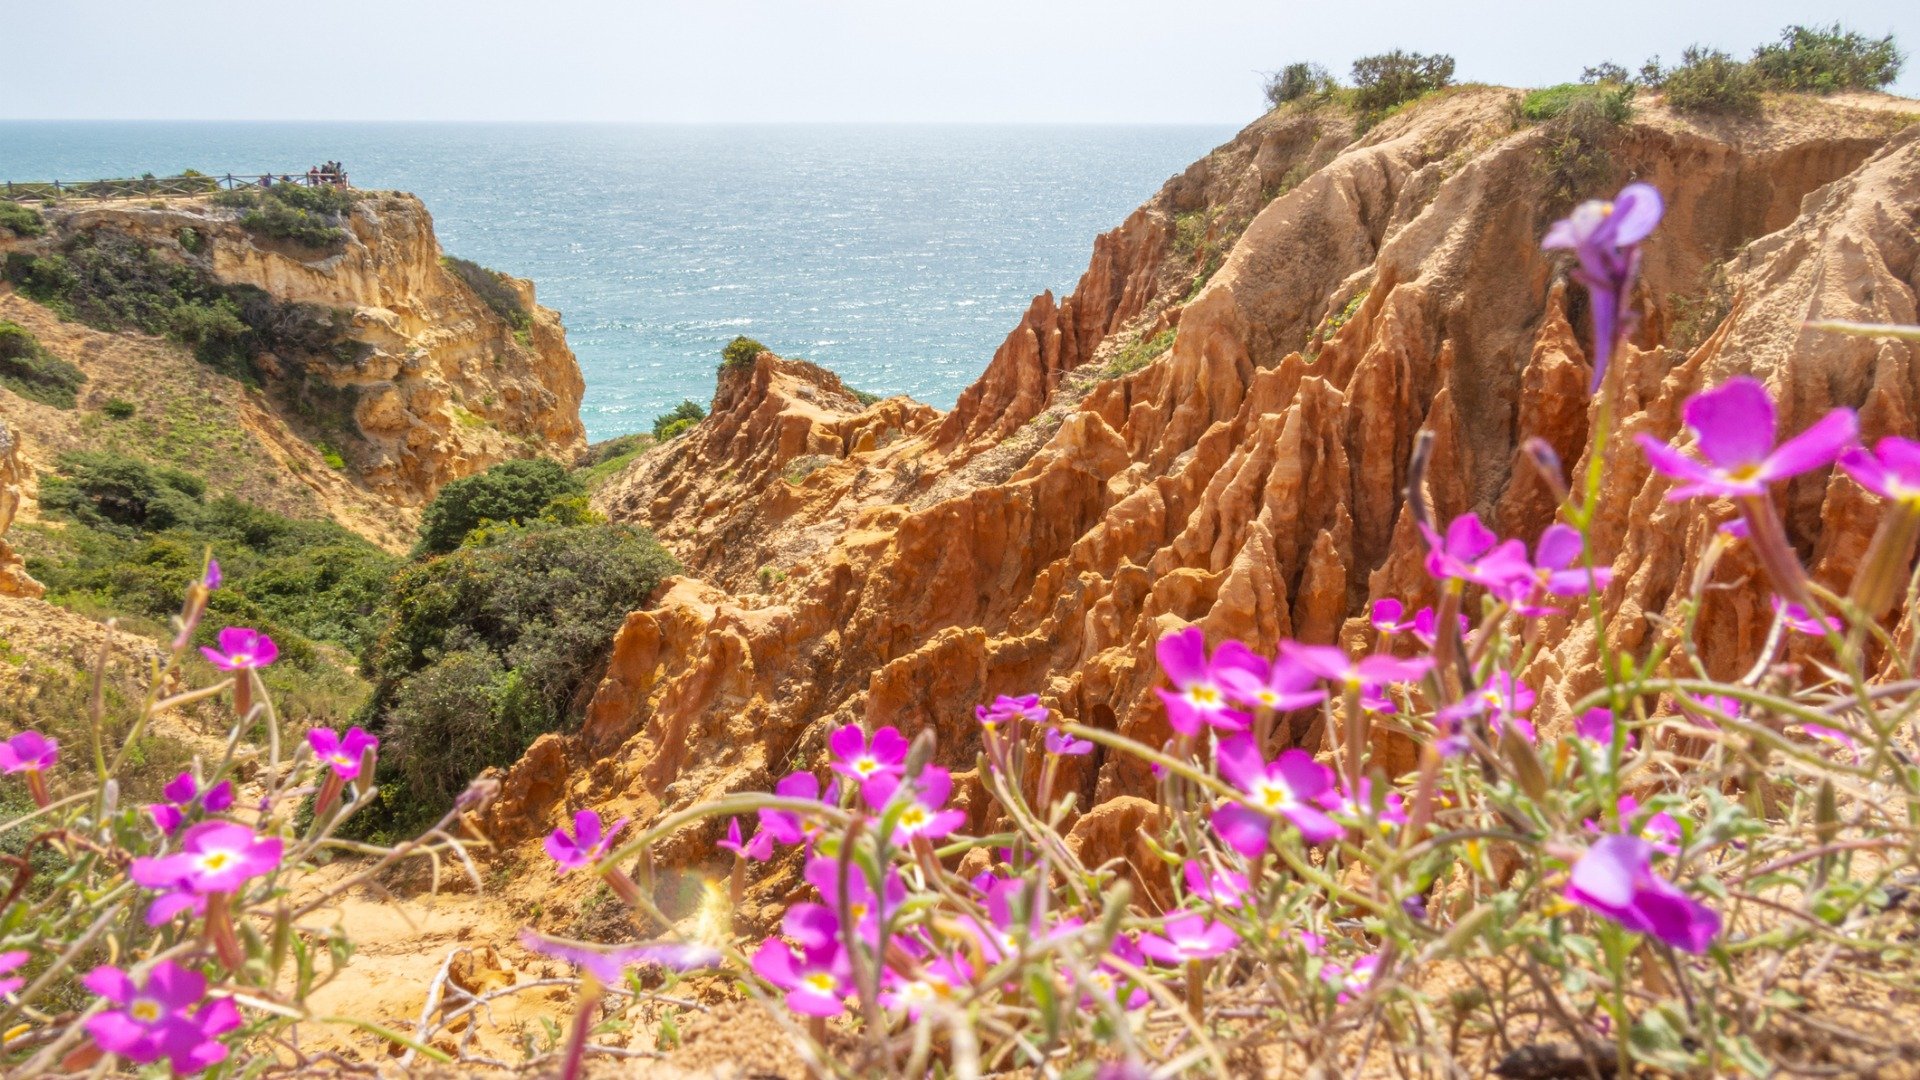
[494,90,1920,918]
[0,422,41,598]
[0,191,587,546]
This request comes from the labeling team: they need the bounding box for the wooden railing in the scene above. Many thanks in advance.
[1,172,351,203]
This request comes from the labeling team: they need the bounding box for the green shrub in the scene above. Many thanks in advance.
[38,450,204,534]
[0,200,45,237]
[1265,62,1336,107]
[414,457,584,556]
[721,335,767,370]
[442,256,532,331]
[1104,327,1176,378]
[354,520,679,833]
[1580,62,1634,86]
[1,232,354,383]
[1655,46,1764,114]
[1520,82,1635,123]
[850,388,883,407]
[102,398,136,419]
[651,399,707,439]
[177,227,205,254]
[1751,24,1903,93]
[0,320,86,409]
[1349,50,1455,123]
[212,184,356,249]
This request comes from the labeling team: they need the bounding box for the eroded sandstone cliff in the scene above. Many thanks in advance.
[494,89,1918,928]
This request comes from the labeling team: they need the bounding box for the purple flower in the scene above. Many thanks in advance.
[879,956,970,1016]
[1409,606,1470,650]
[147,772,235,837]
[1214,644,1328,714]
[544,809,627,873]
[1211,735,1342,855]
[83,961,242,1074]
[828,723,909,787]
[1586,796,1683,855]
[864,766,967,844]
[1541,181,1663,389]
[758,771,822,846]
[976,694,1047,729]
[804,854,905,948]
[1421,513,1535,597]
[520,930,719,983]
[1154,627,1252,735]
[1774,597,1841,636]
[1683,694,1740,728]
[1320,777,1409,830]
[1370,598,1412,635]
[130,822,283,923]
[750,904,851,1016]
[717,817,772,862]
[1564,835,1720,954]
[0,731,58,774]
[0,950,27,997]
[198,626,278,671]
[1136,913,1240,965]
[202,559,222,591]
[308,726,379,780]
[1840,436,1920,504]
[1044,728,1093,756]
[1638,377,1858,501]
[1320,952,1382,1003]
[1438,671,1538,743]
[1182,862,1250,905]
[1528,524,1612,598]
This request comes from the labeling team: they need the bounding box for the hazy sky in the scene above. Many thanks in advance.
[4,1,1915,123]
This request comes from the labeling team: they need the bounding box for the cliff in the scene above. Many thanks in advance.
[0,190,587,548]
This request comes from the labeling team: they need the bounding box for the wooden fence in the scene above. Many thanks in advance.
[1,172,350,203]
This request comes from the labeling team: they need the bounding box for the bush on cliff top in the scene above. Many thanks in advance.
[1264,62,1336,107]
[414,457,584,556]
[1652,46,1765,114]
[1520,82,1635,123]
[0,320,86,409]
[1349,50,1455,123]
[1751,23,1904,93]
[720,334,766,370]
[0,200,45,237]
[212,183,357,249]
[651,398,706,440]
[442,255,533,332]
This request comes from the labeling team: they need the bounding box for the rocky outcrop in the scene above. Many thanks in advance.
[0,422,43,598]
[493,91,1920,918]
[15,193,586,513]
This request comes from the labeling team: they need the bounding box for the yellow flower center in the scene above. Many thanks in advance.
[853,756,880,777]
[899,805,929,832]
[197,849,235,874]
[1185,685,1221,708]
[130,999,163,1024]
[1255,779,1294,811]
[802,972,837,995]
[1256,690,1279,707]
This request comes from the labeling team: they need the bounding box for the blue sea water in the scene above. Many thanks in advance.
[0,123,1233,441]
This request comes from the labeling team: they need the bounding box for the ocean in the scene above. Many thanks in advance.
[0,122,1234,441]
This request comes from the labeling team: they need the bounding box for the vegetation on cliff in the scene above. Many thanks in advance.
[210,182,360,249]
[0,320,85,408]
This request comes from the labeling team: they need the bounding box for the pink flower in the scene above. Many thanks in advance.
[83,961,242,1074]
[1585,796,1682,855]
[202,559,222,591]
[307,726,379,780]
[0,731,58,774]
[130,822,283,924]
[1565,835,1720,954]
[544,809,627,873]
[751,904,851,1016]
[1320,952,1382,1003]
[198,627,278,671]
[805,854,905,948]
[1079,936,1150,1010]
[863,767,967,844]
[1137,913,1240,964]
[1773,597,1841,636]
[1370,598,1412,635]
[1840,436,1920,504]
[1683,694,1740,728]
[1438,671,1538,743]
[1637,377,1857,501]
[1282,642,1433,695]
[976,694,1046,729]
[1211,735,1342,855]
[717,817,772,861]
[146,772,235,837]
[1420,513,1534,596]
[0,950,27,997]
[1409,606,1470,650]
[1182,862,1250,905]
[879,956,970,1017]
[1576,708,1634,749]
[1319,777,1408,830]
[829,724,909,787]
[1044,728,1093,756]
[758,771,822,846]
[1527,524,1612,598]
[519,930,719,982]
[1214,644,1327,713]
[1154,627,1252,735]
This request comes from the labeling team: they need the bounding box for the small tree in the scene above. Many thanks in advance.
[651,398,707,439]
[1659,46,1764,115]
[1350,50,1456,120]
[1751,23,1904,93]
[1265,62,1335,108]
[721,334,767,370]
[414,457,583,556]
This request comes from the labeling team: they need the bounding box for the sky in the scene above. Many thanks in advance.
[2,0,1916,123]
